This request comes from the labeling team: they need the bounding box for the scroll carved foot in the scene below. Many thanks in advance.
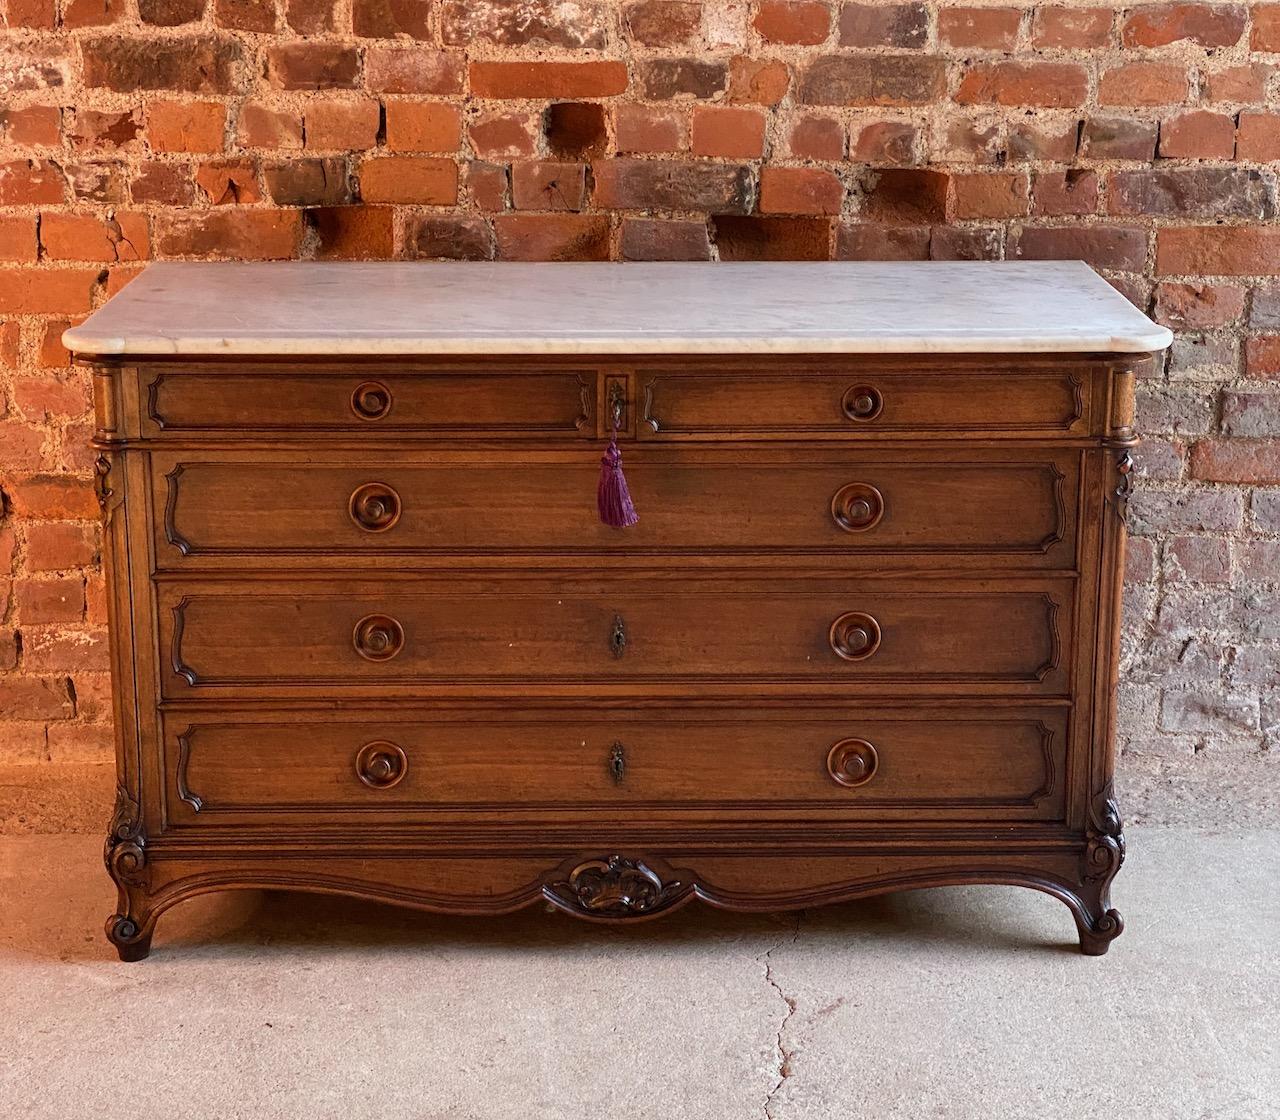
[1075,785,1126,956]
[105,912,153,962]
[1076,905,1124,956]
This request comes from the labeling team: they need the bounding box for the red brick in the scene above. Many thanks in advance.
[265,44,359,90]
[0,321,19,366]
[638,59,728,100]
[145,100,226,154]
[38,320,74,367]
[1108,167,1269,219]
[1008,118,1081,162]
[754,0,832,43]
[5,0,56,26]
[404,216,494,260]
[0,678,73,720]
[304,100,381,150]
[0,106,62,147]
[6,475,98,520]
[67,109,141,151]
[853,120,916,162]
[494,214,611,261]
[385,103,462,153]
[359,157,458,205]
[365,48,464,95]
[837,2,928,46]
[544,103,608,159]
[799,54,946,105]
[624,0,702,45]
[614,105,686,153]
[283,0,336,32]
[952,172,1030,219]
[1159,110,1236,158]
[213,0,276,31]
[139,0,204,23]
[1122,2,1246,46]
[63,0,121,24]
[154,210,302,259]
[1031,6,1113,47]
[441,0,607,46]
[1253,3,1280,47]
[131,162,196,205]
[238,104,303,149]
[1082,116,1158,159]
[1246,336,1280,376]
[939,6,1021,48]
[264,158,352,207]
[511,161,587,211]
[713,215,833,260]
[25,522,98,572]
[788,115,845,159]
[466,162,508,211]
[15,577,85,623]
[470,61,628,99]
[956,62,1087,107]
[469,113,539,159]
[195,158,261,204]
[691,107,767,157]
[1154,283,1246,329]
[0,269,98,315]
[83,35,242,93]
[39,213,150,263]
[1157,227,1280,275]
[22,628,110,673]
[1237,112,1280,161]
[1032,169,1099,216]
[354,0,432,38]
[1011,225,1148,271]
[728,57,792,105]
[0,217,38,263]
[1206,63,1273,102]
[863,168,950,221]
[307,206,396,260]
[0,421,44,469]
[0,159,66,205]
[759,167,844,215]
[1099,62,1189,106]
[620,218,712,261]
[1190,439,1280,482]
[593,159,751,212]
[836,223,931,260]
[931,226,999,261]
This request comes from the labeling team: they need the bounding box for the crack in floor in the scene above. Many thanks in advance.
[762,912,804,1120]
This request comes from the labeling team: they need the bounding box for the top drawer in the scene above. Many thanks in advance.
[638,365,1092,440]
[139,366,598,439]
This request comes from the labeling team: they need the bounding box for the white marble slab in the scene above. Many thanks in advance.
[64,260,1171,357]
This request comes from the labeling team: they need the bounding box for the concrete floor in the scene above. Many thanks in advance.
[1,829,1276,1120]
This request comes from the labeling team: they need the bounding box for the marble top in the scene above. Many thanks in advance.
[64,261,1172,357]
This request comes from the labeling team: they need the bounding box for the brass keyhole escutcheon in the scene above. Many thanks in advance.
[608,741,626,784]
[831,482,884,534]
[610,614,627,658]
[355,740,407,789]
[353,614,405,662]
[841,385,883,422]
[349,482,402,533]
[827,739,878,788]
[829,611,882,662]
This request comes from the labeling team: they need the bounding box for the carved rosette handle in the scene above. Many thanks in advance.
[351,380,393,420]
[355,740,408,789]
[352,614,405,661]
[831,482,884,533]
[829,611,882,661]
[826,738,879,787]
[842,385,883,422]
[349,482,402,533]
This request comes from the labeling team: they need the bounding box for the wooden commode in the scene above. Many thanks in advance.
[65,261,1171,960]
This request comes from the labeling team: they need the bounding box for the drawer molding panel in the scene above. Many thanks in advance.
[163,711,1067,826]
[152,451,1077,568]
[143,368,596,438]
[639,368,1089,440]
[159,580,1071,695]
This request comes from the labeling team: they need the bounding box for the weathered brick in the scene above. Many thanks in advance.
[1130,489,1244,534]
[265,44,359,91]
[472,61,628,99]
[304,100,381,151]
[0,217,39,263]
[139,0,206,23]
[0,44,70,91]
[620,218,712,261]
[285,0,337,32]
[1122,3,1247,47]
[593,158,751,212]
[0,269,99,315]
[1157,227,1280,275]
[1032,169,1099,216]
[544,103,608,159]
[264,157,354,207]
[83,35,242,93]
[837,2,928,46]
[939,6,1021,48]
[146,100,226,154]
[442,0,607,46]
[511,161,587,211]
[354,0,432,38]
[1167,536,1232,583]
[213,0,276,31]
[469,112,539,159]
[6,475,99,519]
[25,523,98,572]
[835,223,930,260]
[754,1,832,44]
[1154,282,1246,329]
[1010,225,1147,271]
[1138,386,1217,434]
[1224,390,1280,435]
[1253,287,1280,331]
[359,157,458,205]
[0,106,62,147]
[0,159,65,206]
[154,210,302,259]
[728,57,792,105]
[0,679,73,721]
[624,1,703,46]
[691,107,766,157]
[1007,116,1080,162]
[799,54,945,105]
[1098,62,1189,106]
[1161,689,1259,735]
[1082,116,1158,160]
[365,48,464,95]
[1246,336,1280,376]
[131,162,197,205]
[863,168,949,221]
[62,0,121,24]
[636,59,727,100]
[494,214,611,260]
[712,215,833,260]
[613,105,686,153]
[1159,110,1236,159]
[466,162,509,211]
[955,62,1087,107]
[238,104,303,149]
[759,167,843,214]
[1108,168,1272,219]
[67,109,141,151]
[1206,62,1272,102]
[385,103,462,153]
[307,206,396,260]
[1168,335,1239,381]
[15,577,85,623]
[404,215,495,260]
[933,226,1000,262]
[39,212,150,262]
[788,115,845,160]
[1031,6,1113,48]
[195,158,261,205]
[1254,3,1280,47]
[1191,439,1280,482]
[1237,112,1280,161]
[951,172,1030,219]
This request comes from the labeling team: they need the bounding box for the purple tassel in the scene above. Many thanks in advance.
[598,432,638,528]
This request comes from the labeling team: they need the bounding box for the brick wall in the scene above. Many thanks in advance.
[1,0,1278,828]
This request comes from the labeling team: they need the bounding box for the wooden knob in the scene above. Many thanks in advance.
[831,483,884,533]
[827,739,878,787]
[842,385,883,422]
[349,482,401,533]
[352,381,392,420]
[355,740,407,789]
[829,611,881,661]
[353,614,404,661]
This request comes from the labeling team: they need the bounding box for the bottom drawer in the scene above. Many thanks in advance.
[163,709,1068,826]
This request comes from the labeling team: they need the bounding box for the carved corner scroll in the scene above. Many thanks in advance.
[163,464,192,556]
[1084,784,1125,885]
[544,856,690,918]
[104,784,147,889]
[1114,450,1135,522]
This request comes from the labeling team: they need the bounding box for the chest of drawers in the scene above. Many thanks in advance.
[67,261,1170,960]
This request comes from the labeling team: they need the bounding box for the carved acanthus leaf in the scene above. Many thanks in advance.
[544,856,686,917]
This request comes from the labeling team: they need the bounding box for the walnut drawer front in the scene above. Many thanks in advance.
[159,578,1071,697]
[638,367,1091,439]
[152,450,1077,568]
[141,367,596,438]
[163,709,1068,826]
